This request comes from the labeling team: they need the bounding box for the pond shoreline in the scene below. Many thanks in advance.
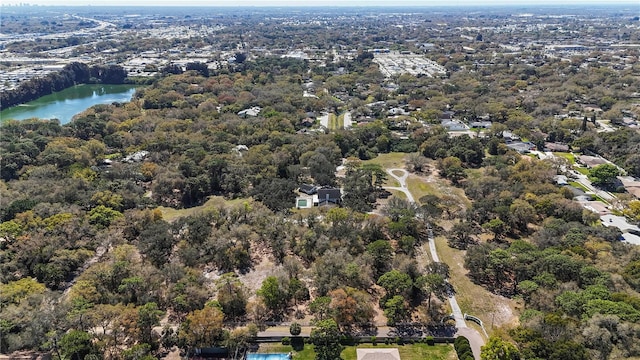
[0,84,140,125]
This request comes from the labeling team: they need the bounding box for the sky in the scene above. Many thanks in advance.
[5,0,640,6]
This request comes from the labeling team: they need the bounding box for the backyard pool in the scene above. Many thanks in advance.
[246,353,290,360]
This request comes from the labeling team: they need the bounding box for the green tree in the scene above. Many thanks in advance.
[309,296,332,322]
[438,156,466,184]
[483,218,508,241]
[383,295,409,325]
[257,276,289,314]
[216,273,248,320]
[588,163,620,187]
[137,302,163,347]
[481,336,521,360]
[59,330,98,360]
[367,240,393,277]
[88,205,122,228]
[310,319,343,360]
[422,273,448,311]
[378,270,413,299]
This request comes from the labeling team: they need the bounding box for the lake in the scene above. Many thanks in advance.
[0,84,139,125]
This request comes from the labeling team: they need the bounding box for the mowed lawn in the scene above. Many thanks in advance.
[256,343,455,360]
[342,343,456,360]
[553,152,576,164]
[363,152,407,169]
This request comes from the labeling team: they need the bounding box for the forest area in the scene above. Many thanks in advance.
[1,38,640,360]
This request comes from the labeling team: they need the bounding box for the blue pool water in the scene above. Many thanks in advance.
[246,354,290,360]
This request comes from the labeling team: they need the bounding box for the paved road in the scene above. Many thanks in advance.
[257,325,394,338]
[385,169,485,360]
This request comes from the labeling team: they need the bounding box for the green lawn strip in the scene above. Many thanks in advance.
[568,181,589,192]
[575,166,590,175]
[157,196,249,222]
[337,113,345,129]
[342,343,455,360]
[328,113,338,130]
[553,152,576,164]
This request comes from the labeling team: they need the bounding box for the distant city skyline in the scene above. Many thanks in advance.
[4,0,640,6]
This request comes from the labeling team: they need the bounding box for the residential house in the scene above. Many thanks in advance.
[506,141,535,153]
[554,175,568,186]
[316,187,342,206]
[502,131,520,142]
[238,106,261,117]
[582,104,603,113]
[357,349,401,360]
[299,184,318,195]
[440,110,455,120]
[441,119,468,131]
[545,142,570,152]
[578,155,607,168]
[388,107,409,116]
[123,150,149,163]
[469,121,492,129]
[619,176,640,199]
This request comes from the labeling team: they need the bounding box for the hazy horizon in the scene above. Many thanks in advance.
[3,0,639,7]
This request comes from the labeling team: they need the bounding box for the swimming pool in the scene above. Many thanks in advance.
[246,353,290,360]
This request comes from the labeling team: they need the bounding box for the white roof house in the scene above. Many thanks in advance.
[356,349,401,360]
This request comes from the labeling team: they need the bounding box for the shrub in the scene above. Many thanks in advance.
[454,336,472,359]
[425,336,435,346]
[371,336,377,345]
[289,322,302,336]
[291,337,304,351]
[282,337,290,345]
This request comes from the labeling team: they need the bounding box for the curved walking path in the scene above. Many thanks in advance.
[386,169,485,360]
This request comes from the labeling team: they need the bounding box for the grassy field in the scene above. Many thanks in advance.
[157,196,249,222]
[387,189,407,200]
[434,234,521,333]
[363,152,407,169]
[256,343,455,360]
[405,176,438,203]
[553,152,576,164]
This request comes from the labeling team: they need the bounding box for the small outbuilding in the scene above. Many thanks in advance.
[356,348,401,360]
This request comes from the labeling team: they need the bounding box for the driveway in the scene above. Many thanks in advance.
[385,168,415,203]
[385,168,485,360]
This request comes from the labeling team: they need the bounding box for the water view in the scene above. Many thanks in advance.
[0,84,138,125]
